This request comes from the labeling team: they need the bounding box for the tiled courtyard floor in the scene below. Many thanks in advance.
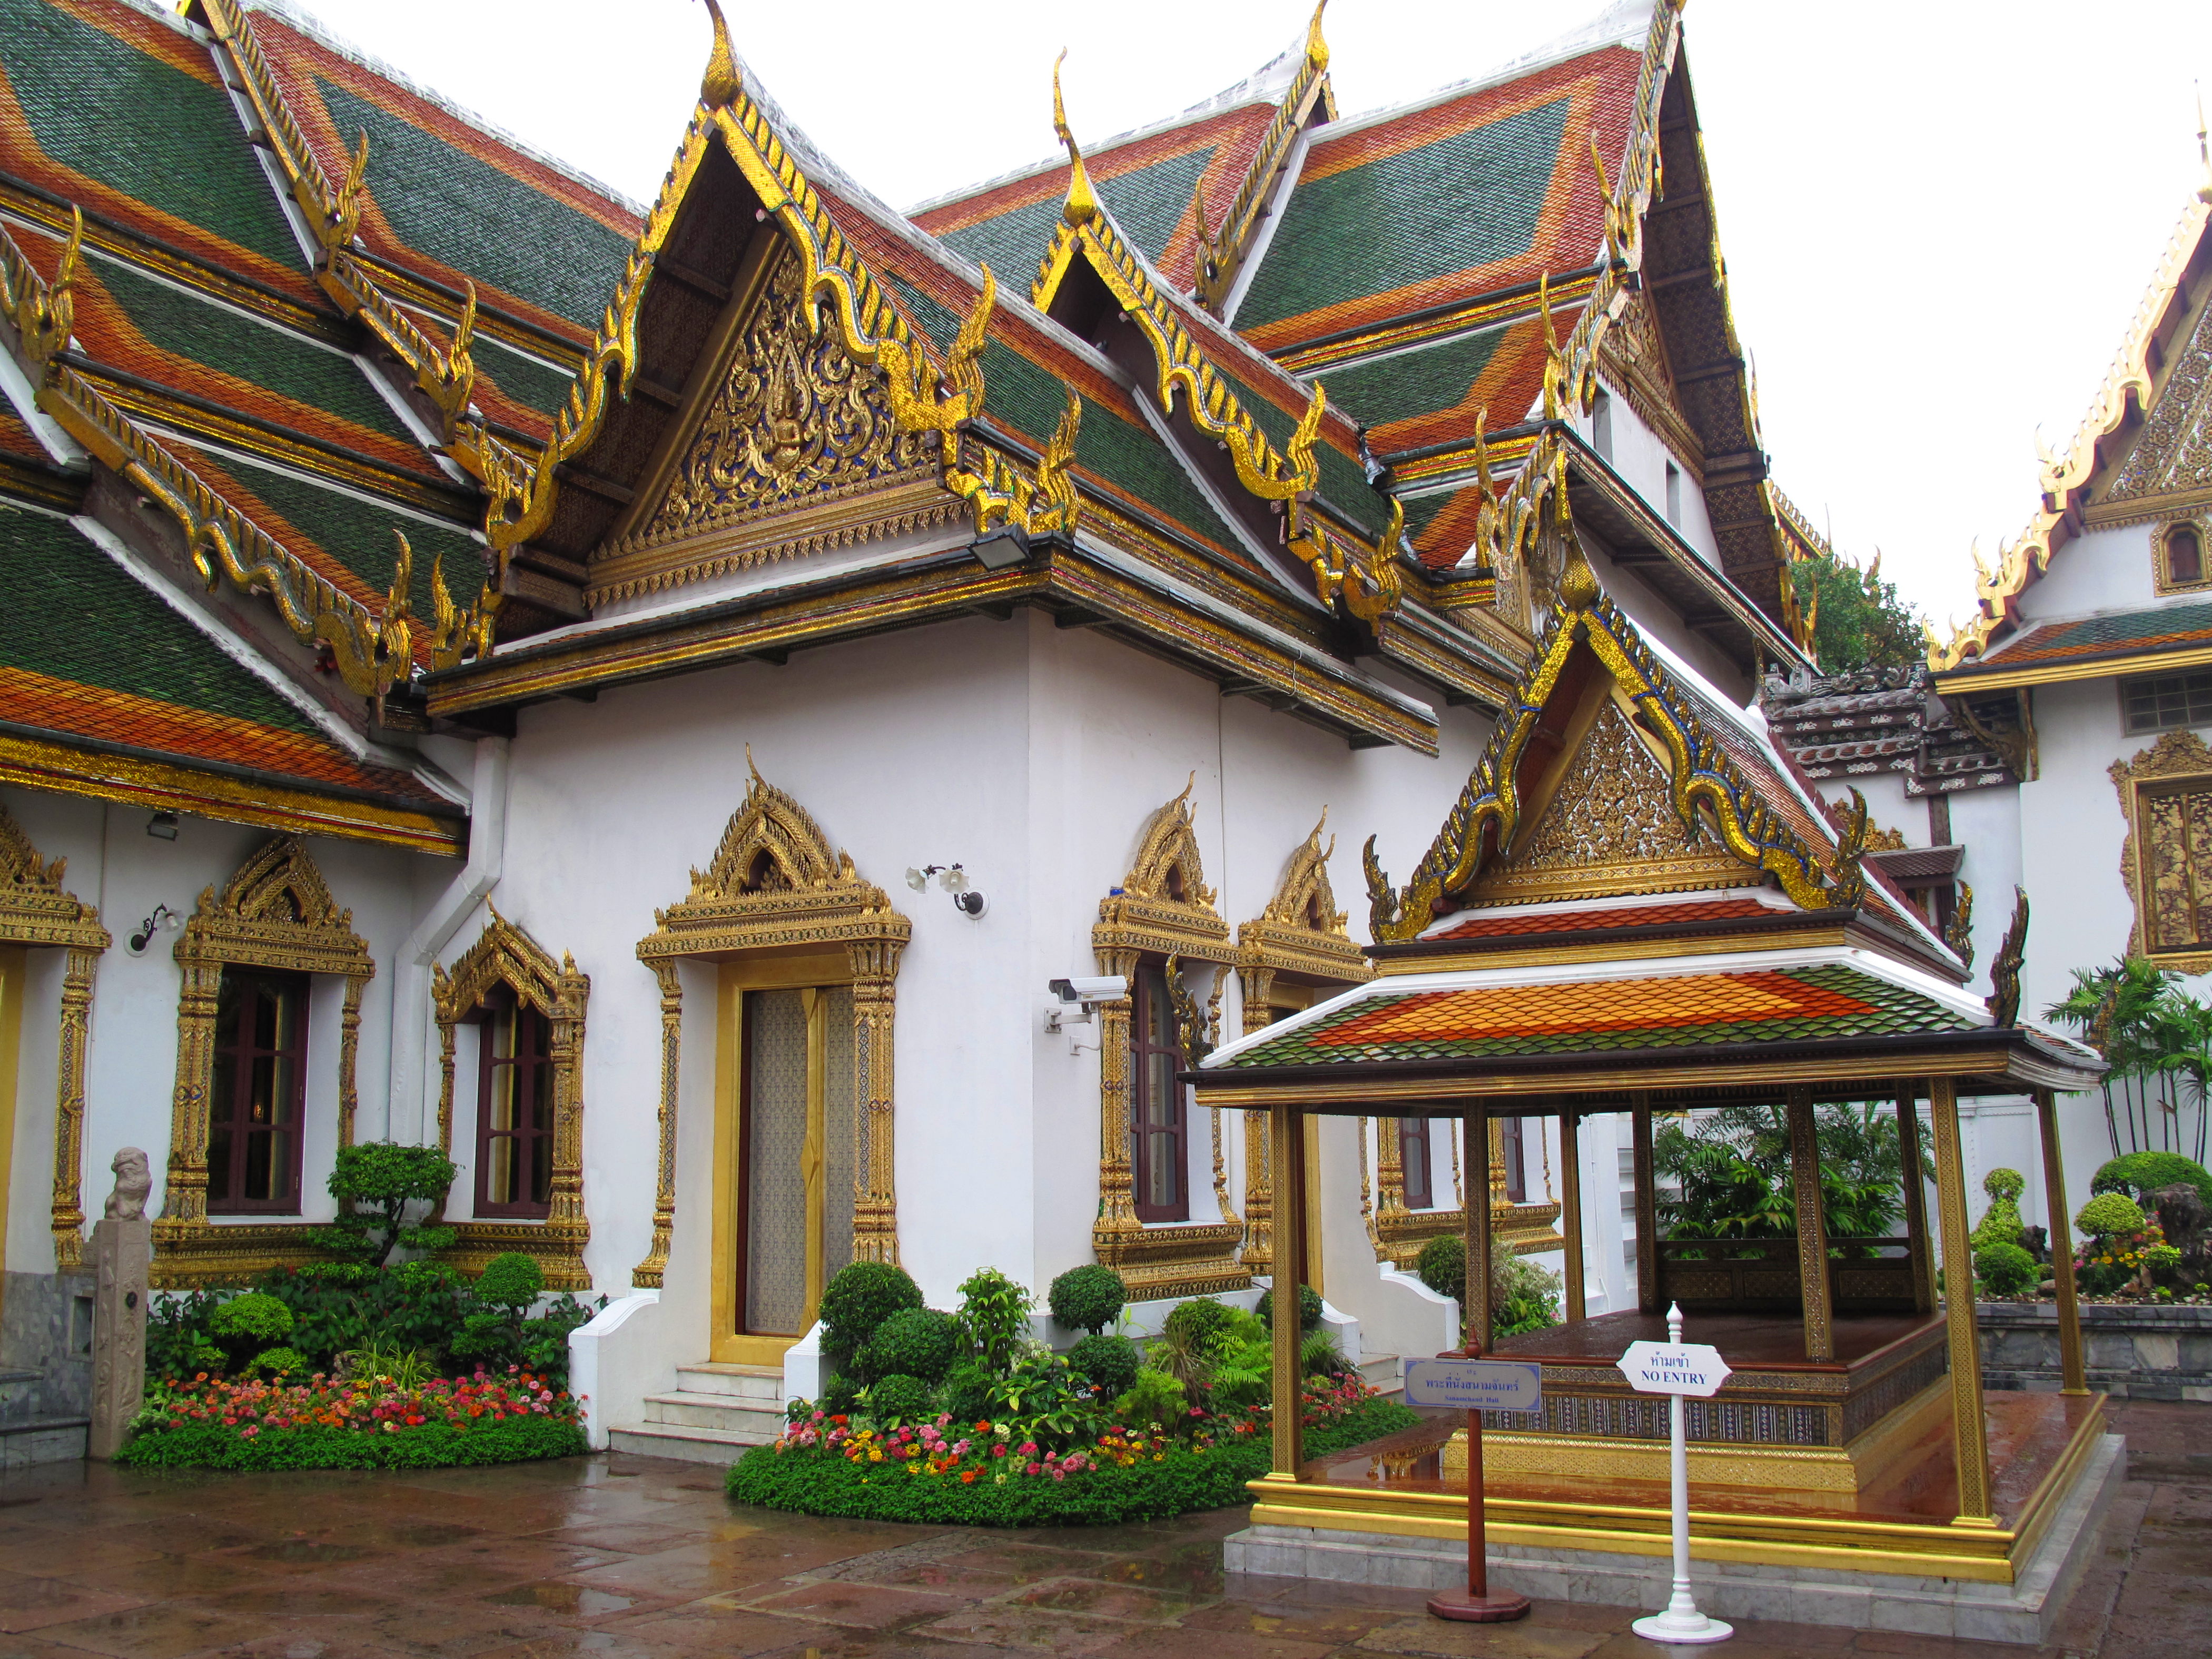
[0,1399,2201,1659]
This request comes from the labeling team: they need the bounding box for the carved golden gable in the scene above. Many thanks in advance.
[1095,775,1232,964]
[1237,810,1369,995]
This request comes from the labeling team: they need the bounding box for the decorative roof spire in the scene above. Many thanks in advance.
[699,0,740,109]
[2198,84,2210,204]
[1052,51,1098,226]
[1305,0,1330,72]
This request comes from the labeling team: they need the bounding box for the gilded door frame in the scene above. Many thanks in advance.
[0,802,108,1273]
[431,908,591,1288]
[2111,727,2212,973]
[154,836,374,1287]
[633,758,909,1365]
[1092,778,1245,1299]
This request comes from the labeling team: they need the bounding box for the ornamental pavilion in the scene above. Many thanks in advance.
[1193,554,2111,1635]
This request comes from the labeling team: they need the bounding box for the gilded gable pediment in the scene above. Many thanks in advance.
[2106,288,2212,512]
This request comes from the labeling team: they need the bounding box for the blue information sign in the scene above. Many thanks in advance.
[1401,1357,1543,1412]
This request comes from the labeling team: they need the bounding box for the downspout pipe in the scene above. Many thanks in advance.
[387,735,509,1144]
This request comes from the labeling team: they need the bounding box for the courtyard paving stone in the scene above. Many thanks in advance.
[0,1398,2201,1659]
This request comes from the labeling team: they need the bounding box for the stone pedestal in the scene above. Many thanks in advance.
[88,1216,150,1460]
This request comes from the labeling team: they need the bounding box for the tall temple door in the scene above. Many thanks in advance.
[710,961,856,1364]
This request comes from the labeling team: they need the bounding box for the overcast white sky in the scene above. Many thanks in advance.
[297,0,2212,632]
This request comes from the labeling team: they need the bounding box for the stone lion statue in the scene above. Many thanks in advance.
[103,1147,151,1221]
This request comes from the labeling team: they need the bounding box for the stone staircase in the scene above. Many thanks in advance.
[609,1362,787,1464]
[1359,1353,1404,1400]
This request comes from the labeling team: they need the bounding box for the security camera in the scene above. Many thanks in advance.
[1050,976,1128,1003]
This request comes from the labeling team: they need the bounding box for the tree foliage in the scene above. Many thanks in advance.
[1790,551,1927,671]
[323,1143,457,1267]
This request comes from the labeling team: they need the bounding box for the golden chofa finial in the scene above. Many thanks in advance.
[699,0,740,108]
[1052,51,1098,226]
[2197,83,2210,203]
[1559,551,1599,610]
[1305,0,1331,71]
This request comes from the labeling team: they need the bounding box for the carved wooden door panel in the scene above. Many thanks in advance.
[735,986,856,1338]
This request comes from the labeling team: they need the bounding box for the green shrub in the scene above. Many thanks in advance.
[1048,1265,1127,1335]
[323,1143,458,1267]
[859,1373,935,1427]
[725,1396,1418,1528]
[147,1288,228,1379]
[1496,1256,1562,1338]
[1110,1368,1188,1429]
[818,1262,924,1373]
[1163,1296,1236,1350]
[863,1308,961,1385]
[1971,1168,2028,1253]
[1416,1235,1465,1303]
[248,1346,312,1378]
[475,1253,545,1310]
[1256,1282,1323,1332]
[955,1268,1032,1371]
[117,1414,583,1470]
[1066,1334,1139,1400]
[1302,1331,1350,1377]
[2077,1192,2148,1238]
[1975,1241,2038,1297]
[206,1292,293,1371]
[939,1358,993,1426]
[2092,1152,2212,1210]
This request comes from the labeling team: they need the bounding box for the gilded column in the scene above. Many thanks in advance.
[1931,1077,1996,1523]
[546,956,591,1282]
[1631,1098,1658,1315]
[1897,1088,1934,1315]
[1786,1085,1835,1362]
[336,974,364,1149]
[1265,1104,1307,1482]
[1376,1115,1407,1226]
[2035,1089,2088,1396]
[1464,1109,1494,1350]
[48,945,97,1270]
[1237,969,1275,1272]
[1093,947,1139,1243]
[631,961,684,1288]
[159,962,222,1228]
[848,938,902,1265]
[1561,1111,1585,1323]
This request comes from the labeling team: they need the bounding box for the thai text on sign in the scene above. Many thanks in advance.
[1402,1358,1543,1412]
[1615,1341,1732,1398]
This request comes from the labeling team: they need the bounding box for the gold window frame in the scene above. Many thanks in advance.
[1233,812,1370,1279]
[2154,517,2211,595]
[1092,778,1246,1299]
[2112,726,2212,973]
[633,759,909,1332]
[0,803,108,1273]
[431,910,591,1288]
[154,836,374,1288]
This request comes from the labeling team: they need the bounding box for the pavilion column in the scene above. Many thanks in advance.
[1897,1088,1935,1316]
[1631,1098,1659,1315]
[1930,1076,1996,1524]
[1561,1110,1586,1323]
[1266,1105,1308,1482]
[1786,1085,1835,1362]
[1464,1109,1494,1351]
[2036,1089,2089,1396]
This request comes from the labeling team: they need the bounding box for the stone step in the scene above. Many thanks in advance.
[1359,1354,1403,1397]
[0,1417,88,1472]
[608,1421,770,1465]
[671,1361,786,1401]
[642,1390,788,1435]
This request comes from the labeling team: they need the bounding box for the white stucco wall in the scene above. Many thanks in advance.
[2009,523,2159,626]
[1582,373,1721,572]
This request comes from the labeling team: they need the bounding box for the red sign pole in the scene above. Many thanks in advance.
[1425,1336,1531,1623]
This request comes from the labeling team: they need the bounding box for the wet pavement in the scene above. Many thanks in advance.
[0,1398,2199,1659]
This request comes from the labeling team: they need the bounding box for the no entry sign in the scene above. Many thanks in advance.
[1615,1340,1731,1397]
[1403,1357,1543,1411]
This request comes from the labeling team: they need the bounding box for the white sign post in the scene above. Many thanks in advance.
[1616,1305,1733,1645]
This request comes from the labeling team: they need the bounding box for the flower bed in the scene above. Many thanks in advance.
[116,1364,586,1470]
[726,1389,1418,1527]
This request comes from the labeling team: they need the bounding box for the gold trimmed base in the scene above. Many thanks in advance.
[150,1220,337,1288]
[1093,1219,1251,1301]
[441,1220,590,1292]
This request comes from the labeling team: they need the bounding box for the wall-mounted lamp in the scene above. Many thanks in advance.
[127,904,184,956]
[905,862,986,918]
[146,812,179,841]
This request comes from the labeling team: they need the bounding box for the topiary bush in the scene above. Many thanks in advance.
[1975,1241,2038,1298]
[1256,1282,1324,1332]
[247,1346,312,1379]
[475,1252,545,1311]
[955,1268,1032,1371]
[859,1373,935,1427]
[819,1261,924,1376]
[1416,1235,1465,1303]
[1163,1296,1236,1350]
[323,1143,458,1266]
[863,1308,962,1385]
[2078,1192,2148,1239]
[939,1358,994,1427]
[1048,1265,1127,1335]
[1066,1334,1140,1401]
[1971,1168,2028,1253]
[2092,1152,2212,1210]
[208,1292,293,1372]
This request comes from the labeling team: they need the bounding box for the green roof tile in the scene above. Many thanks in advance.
[0,502,313,732]
[1237,99,1571,329]
[92,255,413,443]
[940,148,1216,283]
[318,79,632,329]
[1314,328,1505,429]
[0,0,302,269]
[475,334,577,420]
